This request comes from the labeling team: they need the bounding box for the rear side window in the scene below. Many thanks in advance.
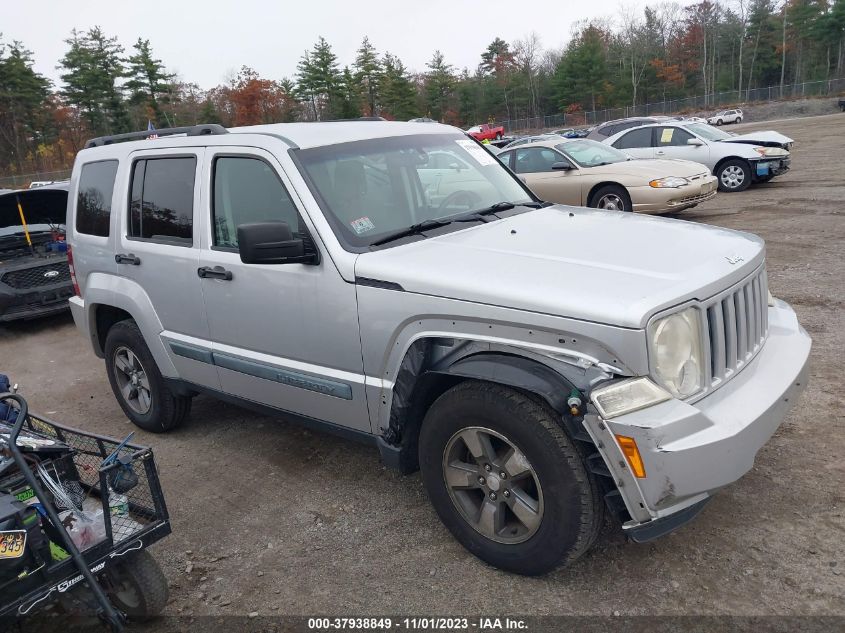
[613,127,653,149]
[212,157,301,249]
[129,157,196,245]
[76,160,118,236]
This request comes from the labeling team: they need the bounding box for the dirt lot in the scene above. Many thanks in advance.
[2,113,843,628]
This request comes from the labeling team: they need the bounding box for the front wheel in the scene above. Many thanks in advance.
[716,119,723,126]
[102,550,169,620]
[419,381,603,576]
[716,159,752,192]
[589,185,632,212]
[495,132,502,140]
[104,319,191,432]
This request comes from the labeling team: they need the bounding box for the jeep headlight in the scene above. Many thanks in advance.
[649,307,704,398]
[649,176,689,188]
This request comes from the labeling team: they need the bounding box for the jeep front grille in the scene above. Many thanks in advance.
[0,262,71,290]
[704,267,768,389]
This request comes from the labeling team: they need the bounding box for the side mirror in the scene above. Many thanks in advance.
[449,162,462,171]
[687,138,704,146]
[237,222,315,265]
[551,161,574,171]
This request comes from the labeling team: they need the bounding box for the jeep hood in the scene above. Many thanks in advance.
[720,130,793,148]
[355,207,765,329]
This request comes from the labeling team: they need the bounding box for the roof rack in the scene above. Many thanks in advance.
[84,124,228,149]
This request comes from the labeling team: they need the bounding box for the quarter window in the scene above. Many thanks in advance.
[76,160,118,236]
[212,157,302,249]
[129,157,196,245]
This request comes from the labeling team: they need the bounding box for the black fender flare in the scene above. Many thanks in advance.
[430,352,579,413]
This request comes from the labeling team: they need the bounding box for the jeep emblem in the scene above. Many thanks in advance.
[725,255,744,265]
[43,270,60,278]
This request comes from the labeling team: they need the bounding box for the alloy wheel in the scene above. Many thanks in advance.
[112,346,152,415]
[442,426,544,544]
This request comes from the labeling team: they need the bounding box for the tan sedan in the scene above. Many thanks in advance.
[496,138,717,214]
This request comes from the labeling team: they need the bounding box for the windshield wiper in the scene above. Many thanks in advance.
[369,201,543,248]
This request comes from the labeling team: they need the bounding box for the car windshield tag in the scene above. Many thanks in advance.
[456,139,495,166]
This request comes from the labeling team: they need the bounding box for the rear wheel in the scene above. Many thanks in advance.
[716,159,751,192]
[419,381,603,576]
[495,132,503,140]
[104,319,191,432]
[589,185,632,212]
[102,550,169,621]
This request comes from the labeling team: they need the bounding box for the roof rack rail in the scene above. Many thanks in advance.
[84,124,228,149]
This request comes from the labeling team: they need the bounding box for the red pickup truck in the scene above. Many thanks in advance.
[466,123,505,141]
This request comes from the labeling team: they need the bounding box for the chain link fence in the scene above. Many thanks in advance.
[496,78,845,135]
[0,169,72,191]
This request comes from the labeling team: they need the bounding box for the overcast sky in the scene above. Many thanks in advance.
[5,0,666,89]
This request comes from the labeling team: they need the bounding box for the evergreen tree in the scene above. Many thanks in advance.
[553,26,610,112]
[59,27,129,135]
[380,53,418,120]
[125,38,173,127]
[354,36,381,116]
[296,37,341,120]
[0,39,51,171]
[425,50,455,121]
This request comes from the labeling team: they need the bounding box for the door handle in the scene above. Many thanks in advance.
[656,150,665,155]
[197,266,233,281]
[115,253,141,265]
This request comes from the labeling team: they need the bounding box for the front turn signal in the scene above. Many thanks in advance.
[615,435,646,478]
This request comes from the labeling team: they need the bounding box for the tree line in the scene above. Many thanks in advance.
[1,0,844,176]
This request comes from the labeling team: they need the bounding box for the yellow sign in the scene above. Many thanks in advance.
[660,128,674,144]
[0,530,26,559]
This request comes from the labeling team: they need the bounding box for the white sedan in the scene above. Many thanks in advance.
[603,122,790,192]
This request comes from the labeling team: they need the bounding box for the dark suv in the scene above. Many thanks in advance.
[0,184,73,322]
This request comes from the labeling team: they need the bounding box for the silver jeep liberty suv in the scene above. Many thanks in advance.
[67,122,811,575]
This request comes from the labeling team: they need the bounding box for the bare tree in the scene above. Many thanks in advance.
[619,4,651,107]
[513,32,542,119]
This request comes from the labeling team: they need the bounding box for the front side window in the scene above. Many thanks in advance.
[612,127,653,150]
[212,156,303,249]
[656,127,695,147]
[513,148,562,173]
[129,157,196,245]
[76,160,118,237]
[295,133,534,249]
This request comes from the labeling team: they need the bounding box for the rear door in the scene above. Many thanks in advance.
[118,147,220,389]
[512,147,581,205]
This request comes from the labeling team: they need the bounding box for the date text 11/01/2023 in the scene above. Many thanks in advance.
[307,618,528,630]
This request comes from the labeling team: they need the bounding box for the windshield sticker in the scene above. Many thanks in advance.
[456,139,496,166]
[350,217,376,235]
[660,128,674,144]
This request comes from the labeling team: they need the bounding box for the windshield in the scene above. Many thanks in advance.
[555,139,629,167]
[0,189,67,239]
[296,133,535,249]
[688,123,732,141]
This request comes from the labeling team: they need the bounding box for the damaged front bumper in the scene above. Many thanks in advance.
[584,299,811,540]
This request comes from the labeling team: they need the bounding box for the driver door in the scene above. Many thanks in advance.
[511,147,581,205]
[653,126,709,163]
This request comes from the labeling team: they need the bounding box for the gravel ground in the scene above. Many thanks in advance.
[2,113,843,629]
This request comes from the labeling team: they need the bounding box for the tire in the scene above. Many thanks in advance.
[104,319,191,432]
[495,132,502,140]
[589,184,632,212]
[715,158,752,192]
[418,381,603,576]
[102,550,169,620]
[716,119,723,126]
